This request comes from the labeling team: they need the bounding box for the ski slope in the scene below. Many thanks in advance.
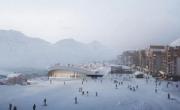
[0,73,180,110]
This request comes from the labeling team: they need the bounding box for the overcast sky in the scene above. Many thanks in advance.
[0,0,180,50]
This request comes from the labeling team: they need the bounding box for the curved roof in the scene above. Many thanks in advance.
[48,65,93,75]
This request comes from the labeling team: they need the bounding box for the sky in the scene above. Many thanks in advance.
[0,0,180,50]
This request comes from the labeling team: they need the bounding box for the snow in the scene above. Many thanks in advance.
[170,38,180,47]
[134,71,144,75]
[0,68,180,110]
[7,73,21,78]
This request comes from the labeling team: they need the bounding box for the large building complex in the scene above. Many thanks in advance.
[119,45,180,79]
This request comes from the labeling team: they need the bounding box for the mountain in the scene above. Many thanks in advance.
[0,30,117,69]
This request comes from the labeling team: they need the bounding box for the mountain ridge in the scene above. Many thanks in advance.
[0,30,117,69]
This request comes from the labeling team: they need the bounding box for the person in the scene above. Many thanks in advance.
[86,91,89,96]
[155,88,157,93]
[33,104,36,110]
[75,97,78,104]
[121,81,123,85]
[130,87,132,91]
[168,93,170,99]
[82,91,85,95]
[13,106,17,110]
[64,81,66,85]
[9,103,12,110]
[167,82,170,88]
[96,92,98,96]
[115,84,118,89]
[176,84,179,88]
[159,81,161,85]
[44,98,47,106]
[136,85,138,89]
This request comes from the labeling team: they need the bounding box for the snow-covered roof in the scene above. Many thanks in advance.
[111,65,131,70]
[7,73,21,78]
[48,65,93,74]
[134,71,144,75]
[170,38,180,47]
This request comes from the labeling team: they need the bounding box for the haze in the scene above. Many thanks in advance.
[0,0,180,51]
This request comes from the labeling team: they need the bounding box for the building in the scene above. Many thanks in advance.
[138,50,148,72]
[119,45,180,79]
[47,65,104,79]
[121,51,139,67]
[163,46,180,78]
[147,45,165,76]
[48,66,88,79]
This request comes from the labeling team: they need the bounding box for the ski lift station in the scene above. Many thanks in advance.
[48,65,103,79]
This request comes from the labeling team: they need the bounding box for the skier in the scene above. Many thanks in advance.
[96,92,98,96]
[130,87,132,91]
[33,104,36,110]
[82,91,85,95]
[155,88,157,93]
[167,82,170,88]
[168,93,170,99]
[75,97,78,104]
[136,85,138,89]
[121,81,123,85]
[86,91,89,96]
[176,84,179,88]
[159,81,161,86]
[115,84,118,89]
[9,103,12,110]
[13,106,17,110]
[44,98,47,106]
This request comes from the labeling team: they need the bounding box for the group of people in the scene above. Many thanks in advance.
[127,83,138,92]
[74,79,99,104]
[154,78,180,100]
[9,98,47,110]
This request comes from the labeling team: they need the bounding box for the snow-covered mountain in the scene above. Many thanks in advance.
[170,38,180,47]
[0,30,117,69]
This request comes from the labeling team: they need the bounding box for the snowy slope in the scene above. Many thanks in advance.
[0,74,180,110]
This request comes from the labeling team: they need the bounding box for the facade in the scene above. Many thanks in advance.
[120,45,180,78]
[48,70,84,78]
[147,45,165,75]
[163,46,180,77]
[121,51,139,67]
[138,50,148,72]
[48,65,92,79]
